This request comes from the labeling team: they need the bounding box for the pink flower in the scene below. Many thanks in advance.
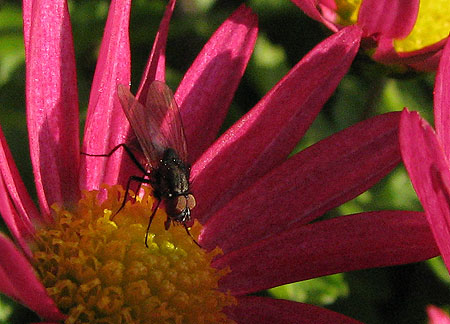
[0,0,438,322]
[291,0,448,71]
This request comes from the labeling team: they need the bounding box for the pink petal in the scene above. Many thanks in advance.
[0,176,33,259]
[226,296,363,324]
[400,109,450,271]
[0,234,65,321]
[373,36,445,71]
[26,0,80,214]
[358,0,419,38]
[290,0,324,22]
[192,25,362,223]
[81,0,132,191]
[0,125,39,231]
[213,211,438,295]
[175,5,258,163]
[403,47,443,72]
[136,0,175,101]
[427,305,450,324]
[371,36,405,66]
[290,0,339,32]
[22,0,32,56]
[434,38,450,159]
[201,111,400,252]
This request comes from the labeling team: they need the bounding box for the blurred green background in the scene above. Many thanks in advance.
[0,0,448,323]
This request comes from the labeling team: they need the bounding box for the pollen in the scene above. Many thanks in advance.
[394,0,450,52]
[32,185,236,324]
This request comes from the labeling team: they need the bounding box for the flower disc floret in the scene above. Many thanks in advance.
[32,185,236,324]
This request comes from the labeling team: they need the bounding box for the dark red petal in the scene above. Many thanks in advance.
[213,211,437,295]
[0,234,65,321]
[201,112,400,252]
[192,26,362,223]
[226,296,363,324]
[400,109,450,271]
[81,0,132,190]
[175,5,258,163]
[434,38,450,158]
[26,0,80,213]
[358,0,419,38]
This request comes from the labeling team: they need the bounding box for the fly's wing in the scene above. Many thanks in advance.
[145,81,188,163]
[117,84,166,168]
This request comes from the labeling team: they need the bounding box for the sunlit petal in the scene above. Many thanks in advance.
[26,0,80,213]
[193,25,362,223]
[214,211,437,295]
[175,5,258,162]
[81,0,132,190]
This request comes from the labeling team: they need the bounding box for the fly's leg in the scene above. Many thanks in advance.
[113,175,151,220]
[145,198,162,248]
[82,143,147,173]
[183,223,201,248]
[165,218,201,247]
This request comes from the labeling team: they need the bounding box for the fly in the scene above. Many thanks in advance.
[86,81,198,247]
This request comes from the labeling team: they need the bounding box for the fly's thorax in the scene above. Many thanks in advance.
[153,148,191,198]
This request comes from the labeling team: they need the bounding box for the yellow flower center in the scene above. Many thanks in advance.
[32,185,236,324]
[394,0,450,52]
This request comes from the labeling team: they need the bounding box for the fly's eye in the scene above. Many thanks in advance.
[186,194,196,210]
[173,195,188,214]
